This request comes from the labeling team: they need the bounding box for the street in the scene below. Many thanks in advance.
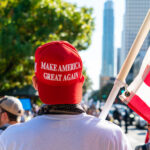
[121,125,147,149]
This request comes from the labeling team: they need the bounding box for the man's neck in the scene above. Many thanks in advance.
[8,121,18,125]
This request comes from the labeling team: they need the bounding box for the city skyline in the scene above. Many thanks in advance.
[64,0,125,90]
[101,0,114,77]
[120,0,150,80]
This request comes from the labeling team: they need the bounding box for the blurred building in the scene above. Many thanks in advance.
[120,0,150,80]
[100,76,115,89]
[100,0,114,88]
[117,48,121,74]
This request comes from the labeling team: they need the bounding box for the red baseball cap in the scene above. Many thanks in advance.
[35,41,84,104]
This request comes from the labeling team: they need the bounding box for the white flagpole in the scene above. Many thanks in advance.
[99,79,125,120]
[99,9,150,120]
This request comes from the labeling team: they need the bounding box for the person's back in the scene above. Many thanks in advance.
[0,113,130,150]
[0,41,132,150]
[0,124,9,135]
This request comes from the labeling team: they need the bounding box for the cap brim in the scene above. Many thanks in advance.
[37,77,84,105]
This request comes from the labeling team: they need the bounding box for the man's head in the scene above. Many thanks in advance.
[0,96,24,127]
[33,41,84,105]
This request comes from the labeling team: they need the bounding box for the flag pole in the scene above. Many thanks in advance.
[99,9,150,120]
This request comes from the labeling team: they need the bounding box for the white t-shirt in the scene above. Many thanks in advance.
[0,113,132,150]
[0,124,10,135]
[0,130,3,135]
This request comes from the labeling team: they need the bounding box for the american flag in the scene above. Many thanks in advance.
[120,47,150,123]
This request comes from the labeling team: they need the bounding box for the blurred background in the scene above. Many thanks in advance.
[0,0,150,149]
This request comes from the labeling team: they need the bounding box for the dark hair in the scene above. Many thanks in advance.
[1,108,18,122]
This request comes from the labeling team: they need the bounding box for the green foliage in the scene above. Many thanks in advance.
[35,97,43,106]
[0,0,94,92]
[89,90,100,101]
[82,67,92,95]
[99,83,113,101]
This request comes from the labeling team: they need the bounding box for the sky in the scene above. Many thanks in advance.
[64,0,125,90]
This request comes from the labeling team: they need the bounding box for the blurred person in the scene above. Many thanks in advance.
[135,144,150,150]
[113,107,122,127]
[32,104,39,117]
[124,109,129,134]
[0,41,132,150]
[145,123,150,144]
[0,96,24,134]
[87,104,100,117]
[129,109,135,125]
[135,142,150,150]
[135,123,150,150]
[23,110,33,121]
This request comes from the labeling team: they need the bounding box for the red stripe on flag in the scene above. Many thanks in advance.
[144,70,150,87]
[145,132,149,143]
[128,94,150,123]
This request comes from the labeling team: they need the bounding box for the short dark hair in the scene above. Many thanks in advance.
[1,107,18,122]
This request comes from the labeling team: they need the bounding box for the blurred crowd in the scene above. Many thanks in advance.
[0,95,149,150]
[21,100,134,133]
[82,101,132,134]
[0,95,133,130]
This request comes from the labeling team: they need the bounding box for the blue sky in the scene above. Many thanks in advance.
[64,0,125,90]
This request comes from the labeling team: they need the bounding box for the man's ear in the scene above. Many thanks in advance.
[32,76,38,90]
[1,112,9,123]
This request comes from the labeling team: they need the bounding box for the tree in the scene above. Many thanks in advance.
[99,83,113,101]
[82,67,92,95]
[0,0,94,93]
[89,90,100,101]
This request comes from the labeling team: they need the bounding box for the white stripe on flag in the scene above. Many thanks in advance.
[136,82,150,107]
